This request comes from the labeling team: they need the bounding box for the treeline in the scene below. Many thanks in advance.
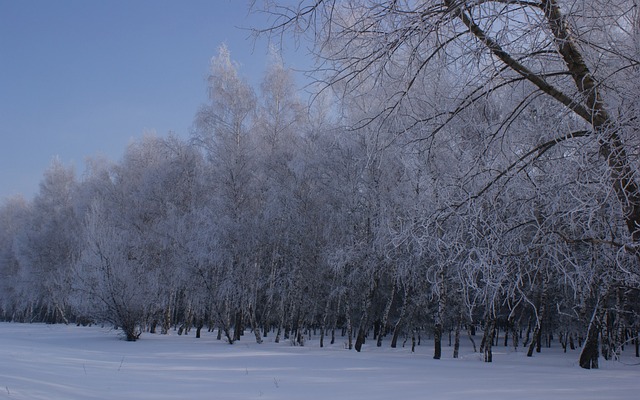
[1,43,639,369]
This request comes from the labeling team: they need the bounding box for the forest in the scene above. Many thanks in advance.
[1,0,640,370]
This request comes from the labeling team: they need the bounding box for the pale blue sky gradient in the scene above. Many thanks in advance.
[0,0,308,200]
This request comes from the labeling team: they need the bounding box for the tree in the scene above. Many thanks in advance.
[73,199,151,341]
[262,0,640,368]
[0,196,29,321]
[13,159,79,323]
[194,44,263,343]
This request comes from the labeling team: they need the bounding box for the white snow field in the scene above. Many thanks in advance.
[0,323,638,400]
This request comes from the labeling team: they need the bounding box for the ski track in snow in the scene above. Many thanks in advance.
[0,323,638,399]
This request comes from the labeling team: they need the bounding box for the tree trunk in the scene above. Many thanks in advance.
[503,327,509,348]
[355,278,378,352]
[233,310,243,342]
[161,300,172,335]
[346,303,353,350]
[391,286,410,348]
[195,319,203,339]
[483,318,496,363]
[275,325,282,343]
[150,320,157,334]
[579,303,601,369]
[527,279,547,357]
[433,322,442,360]
[218,301,234,344]
[320,295,332,348]
[602,311,612,361]
[354,327,366,352]
[524,316,532,348]
[467,325,477,353]
[411,329,416,353]
[296,321,305,346]
[183,301,193,335]
[511,319,519,352]
[377,283,395,347]
[275,299,286,343]
[453,318,461,359]
[248,305,263,344]
[569,333,575,350]
[615,288,626,358]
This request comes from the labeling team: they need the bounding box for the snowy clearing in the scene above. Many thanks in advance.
[0,323,637,400]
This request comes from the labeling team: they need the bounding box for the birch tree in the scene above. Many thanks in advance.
[0,196,29,321]
[194,44,263,343]
[263,0,640,368]
[14,159,79,323]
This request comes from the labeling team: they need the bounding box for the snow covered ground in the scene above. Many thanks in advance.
[0,323,637,399]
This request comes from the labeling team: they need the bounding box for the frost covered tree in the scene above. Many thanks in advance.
[12,159,80,323]
[71,134,202,340]
[73,200,149,341]
[194,44,264,343]
[262,0,640,368]
[0,196,29,320]
[3,26,640,369]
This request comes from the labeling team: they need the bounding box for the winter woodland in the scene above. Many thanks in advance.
[1,0,640,370]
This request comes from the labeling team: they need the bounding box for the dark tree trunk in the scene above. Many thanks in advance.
[345,299,353,350]
[233,310,243,342]
[434,270,446,359]
[121,318,141,342]
[433,322,442,359]
[373,320,381,343]
[150,320,157,334]
[320,296,332,348]
[522,317,532,346]
[579,306,601,369]
[483,318,496,363]
[391,286,409,348]
[411,330,416,353]
[355,278,378,352]
[390,321,402,348]
[161,302,171,335]
[453,319,461,359]
[467,325,477,353]
[195,319,203,339]
[528,277,548,357]
[355,327,366,352]
[569,333,575,350]
[504,327,509,347]
[511,320,519,351]
[275,326,282,343]
[248,305,263,344]
[377,283,395,347]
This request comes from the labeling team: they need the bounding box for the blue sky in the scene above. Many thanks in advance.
[0,0,309,200]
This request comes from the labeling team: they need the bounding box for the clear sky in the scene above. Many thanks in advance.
[0,0,308,201]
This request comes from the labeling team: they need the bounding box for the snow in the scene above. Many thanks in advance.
[0,323,638,399]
